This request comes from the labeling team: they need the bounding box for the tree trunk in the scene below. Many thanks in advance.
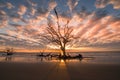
[60,45,66,57]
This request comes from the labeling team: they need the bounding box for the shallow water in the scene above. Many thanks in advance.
[0,52,120,64]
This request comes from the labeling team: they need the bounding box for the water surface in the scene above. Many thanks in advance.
[0,52,120,64]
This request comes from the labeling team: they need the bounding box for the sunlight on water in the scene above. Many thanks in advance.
[59,59,66,67]
[61,59,64,63]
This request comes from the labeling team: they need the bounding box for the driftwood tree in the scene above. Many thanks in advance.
[44,9,74,57]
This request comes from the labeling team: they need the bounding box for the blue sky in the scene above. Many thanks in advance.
[0,0,120,51]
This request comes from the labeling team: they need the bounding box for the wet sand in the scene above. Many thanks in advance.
[0,61,120,80]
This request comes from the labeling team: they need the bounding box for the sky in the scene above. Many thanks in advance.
[0,0,120,51]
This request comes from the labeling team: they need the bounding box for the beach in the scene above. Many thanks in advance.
[0,61,120,80]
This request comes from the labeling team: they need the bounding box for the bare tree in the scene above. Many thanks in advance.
[5,47,14,55]
[44,8,74,57]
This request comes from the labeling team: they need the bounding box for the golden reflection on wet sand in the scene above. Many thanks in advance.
[45,59,70,80]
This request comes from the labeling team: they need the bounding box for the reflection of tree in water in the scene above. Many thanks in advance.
[5,56,12,61]
[40,57,43,61]
[36,56,52,62]
[3,47,14,61]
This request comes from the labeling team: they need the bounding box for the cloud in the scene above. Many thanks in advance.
[6,2,14,9]
[95,0,120,9]
[67,0,79,12]
[67,9,120,48]
[0,33,17,42]
[9,15,21,22]
[109,0,120,9]
[92,9,108,21]
[27,0,37,7]
[48,0,57,11]
[8,9,28,23]
[0,10,8,28]
[36,6,49,18]
[76,6,91,18]
[0,1,14,9]
[7,18,47,47]
[17,5,27,16]
[0,20,8,28]
[109,21,120,31]
[0,10,6,16]
[30,8,36,15]
[6,28,44,48]
[0,33,37,49]
[95,0,108,8]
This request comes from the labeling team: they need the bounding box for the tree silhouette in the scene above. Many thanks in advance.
[44,8,75,57]
[5,47,14,55]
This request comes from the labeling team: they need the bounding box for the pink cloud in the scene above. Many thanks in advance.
[17,5,27,15]
[109,21,120,31]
